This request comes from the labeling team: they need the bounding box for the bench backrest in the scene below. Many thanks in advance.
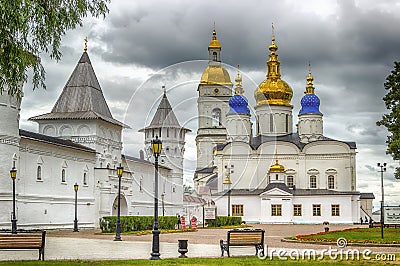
[0,231,46,249]
[227,229,264,246]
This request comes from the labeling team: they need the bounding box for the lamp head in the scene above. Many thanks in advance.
[10,167,17,180]
[74,183,79,192]
[117,164,123,177]
[151,136,162,156]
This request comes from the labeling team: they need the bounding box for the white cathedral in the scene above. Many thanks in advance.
[193,29,374,224]
[0,28,374,229]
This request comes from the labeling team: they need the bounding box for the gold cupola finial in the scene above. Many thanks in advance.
[234,64,244,95]
[254,23,293,107]
[84,36,88,52]
[305,61,315,94]
[209,23,221,49]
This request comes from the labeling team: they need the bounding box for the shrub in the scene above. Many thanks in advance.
[99,216,178,233]
[205,216,242,227]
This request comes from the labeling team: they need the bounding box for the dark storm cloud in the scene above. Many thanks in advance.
[18,0,400,200]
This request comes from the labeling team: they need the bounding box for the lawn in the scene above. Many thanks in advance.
[292,228,400,244]
[0,257,397,266]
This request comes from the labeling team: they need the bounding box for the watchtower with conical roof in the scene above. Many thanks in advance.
[30,43,127,168]
[196,27,233,170]
[139,87,191,184]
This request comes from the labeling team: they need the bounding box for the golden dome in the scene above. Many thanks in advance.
[269,159,285,173]
[200,65,232,85]
[254,28,293,107]
[209,29,221,49]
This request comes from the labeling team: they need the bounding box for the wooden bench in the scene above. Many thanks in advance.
[220,229,264,257]
[0,230,46,260]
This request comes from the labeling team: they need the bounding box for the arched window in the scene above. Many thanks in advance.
[37,166,42,180]
[83,172,87,186]
[212,108,221,126]
[270,114,274,132]
[328,175,335,189]
[310,175,317,188]
[213,52,217,61]
[167,128,169,137]
[287,176,294,188]
[286,114,289,132]
[61,169,66,183]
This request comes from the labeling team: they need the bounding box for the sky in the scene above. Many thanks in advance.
[21,0,400,209]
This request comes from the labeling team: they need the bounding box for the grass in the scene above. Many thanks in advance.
[0,257,398,266]
[291,228,400,244]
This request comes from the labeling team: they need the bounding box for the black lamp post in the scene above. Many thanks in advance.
[114,164,124,241]
[378,162,386,239]
[150,136,162,260]
[161,193,165,217]
[73,183,79,232]
[223,171,232,217]
[10,167,17,234]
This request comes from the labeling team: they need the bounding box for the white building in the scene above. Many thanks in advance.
[0,47,188,229]
[194,29,374,224]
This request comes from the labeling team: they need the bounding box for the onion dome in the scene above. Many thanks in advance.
[228,66,250,115]
[269,159,285,173]
[254,25,293,107]
[299,66,322,115]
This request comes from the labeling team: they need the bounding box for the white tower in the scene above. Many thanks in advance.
[254,28,293,137]
[29,45,127,168]
[0,87,21,226]
[196,27,233,170]
[298,66,323,143]
[226,68,252,143]
[139,87,191,206]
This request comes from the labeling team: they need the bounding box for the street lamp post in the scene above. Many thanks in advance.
[161,193,165,217]
[10,167,17,234]
[377,162,386,239]
[114,164,124,241]
[73,183,79,232]
[150,136,162,260]
[223,171,232,217]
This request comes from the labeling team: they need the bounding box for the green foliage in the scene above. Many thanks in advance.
[0,0,110,98]
[206,216,242,227]
[99,216,178,233]
[377,61,400,178]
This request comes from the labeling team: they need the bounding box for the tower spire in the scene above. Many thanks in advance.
[208,23,221,49]
[234,64,244,95]
[267,23,280,80]
[305,62,315,94]
[84,36,88,52]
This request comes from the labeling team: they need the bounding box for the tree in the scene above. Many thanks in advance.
[0,0,110,98]
[377,61,400,179]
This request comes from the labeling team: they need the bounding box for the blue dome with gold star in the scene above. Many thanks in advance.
[228,95,250,115]
[299,66,322,115]
[299,94,321,115]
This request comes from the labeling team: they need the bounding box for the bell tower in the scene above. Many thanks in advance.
[196,26,233,170]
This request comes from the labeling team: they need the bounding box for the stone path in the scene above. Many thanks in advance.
[1,224,399,261]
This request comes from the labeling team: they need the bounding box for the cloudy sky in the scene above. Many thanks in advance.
[21,0,400,209]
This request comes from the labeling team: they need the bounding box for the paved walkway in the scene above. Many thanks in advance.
[1,224,400,261]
